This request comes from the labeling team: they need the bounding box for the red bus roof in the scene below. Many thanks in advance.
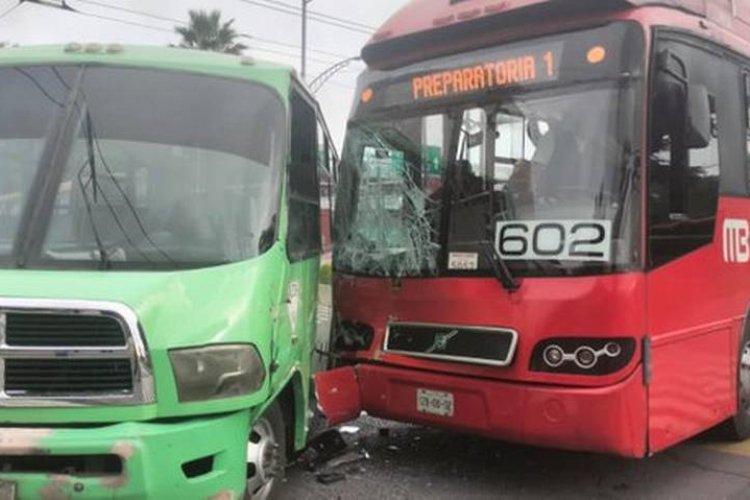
[363,0,750,68]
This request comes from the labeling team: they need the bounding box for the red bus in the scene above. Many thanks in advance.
[315,0,750,457]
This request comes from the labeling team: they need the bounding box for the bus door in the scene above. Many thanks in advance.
[272,89,322,394]
[645,31,741,453]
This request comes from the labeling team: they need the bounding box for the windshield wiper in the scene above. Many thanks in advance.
[480,240,520,292]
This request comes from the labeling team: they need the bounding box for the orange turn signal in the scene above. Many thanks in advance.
[587,46,607,65]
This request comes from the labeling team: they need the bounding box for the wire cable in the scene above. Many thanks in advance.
[259,0,375,31]
[71,7,176,34]
[70,0,357,60]
[0,1,21,20]
[237,0,373,35]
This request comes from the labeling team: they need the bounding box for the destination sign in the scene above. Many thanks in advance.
[353,22,645,117]
[411,45,562,102]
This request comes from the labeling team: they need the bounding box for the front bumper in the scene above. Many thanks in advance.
[316,364,647,458]
[0,410,250,499]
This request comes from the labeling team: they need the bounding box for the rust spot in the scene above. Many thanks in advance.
[457,8,482,20]
[370,30,392,43]
[100,474,129,490]
[40,475,72,500]
[100,441,135,489]
[0,428,53,455]
[208,490,237,500]
[111,441,135,461]
[433,15,455,27]
[40,484,67,500]
[484,1,509,15]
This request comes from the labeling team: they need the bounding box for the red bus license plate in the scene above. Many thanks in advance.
[416,389,454,417]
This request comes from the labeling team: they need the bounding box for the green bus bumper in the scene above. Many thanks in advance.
[0,410,250,500]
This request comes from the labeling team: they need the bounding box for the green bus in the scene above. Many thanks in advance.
[0,44,336,499]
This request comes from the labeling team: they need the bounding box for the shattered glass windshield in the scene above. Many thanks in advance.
[334,22,644,278]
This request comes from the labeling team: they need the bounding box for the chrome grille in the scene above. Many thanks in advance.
[5,313,127,347]
[0,299,155,407]
[5,359,133,395]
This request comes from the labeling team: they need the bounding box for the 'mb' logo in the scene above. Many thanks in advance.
[723,219,750,263]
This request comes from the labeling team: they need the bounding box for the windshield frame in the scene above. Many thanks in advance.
[334,22,646,279]
[0,63,287,272]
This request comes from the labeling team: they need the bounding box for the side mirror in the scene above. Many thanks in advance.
[685,83,711,149]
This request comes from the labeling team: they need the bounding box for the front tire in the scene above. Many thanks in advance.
[730,331,750,440]
[246,401,286,500]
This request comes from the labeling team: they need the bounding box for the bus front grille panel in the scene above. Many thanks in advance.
[385,323,518,367]
[4,359,133,395]
[0,299,154,406]
[4,313,127,347]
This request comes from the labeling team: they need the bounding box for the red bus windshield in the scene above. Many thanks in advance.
[334,22,645,278]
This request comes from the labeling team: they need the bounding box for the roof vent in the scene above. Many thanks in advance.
[84,43,103,54]
[64,42,82,53]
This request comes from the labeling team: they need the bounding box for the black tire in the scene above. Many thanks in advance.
[729,323,750,440]
[246,400,287,500]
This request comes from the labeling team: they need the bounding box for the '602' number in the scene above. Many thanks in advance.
[495,220,612,262]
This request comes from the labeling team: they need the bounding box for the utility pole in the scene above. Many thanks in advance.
[301,0,312,81]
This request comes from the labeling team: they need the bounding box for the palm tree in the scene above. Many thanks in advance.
[175,10,247,55]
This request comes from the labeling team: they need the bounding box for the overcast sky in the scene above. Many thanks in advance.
[0,0,406,147]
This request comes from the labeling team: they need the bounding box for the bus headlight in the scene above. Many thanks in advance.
[169,344,265,402]
[530,338,636,375]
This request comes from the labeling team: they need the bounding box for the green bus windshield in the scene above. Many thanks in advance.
[0,65,285,269]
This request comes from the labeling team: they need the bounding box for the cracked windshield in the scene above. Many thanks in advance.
[335,22,644,278]
[0,65,284,269]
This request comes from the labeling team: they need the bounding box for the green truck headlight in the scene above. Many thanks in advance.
[169,344,265,402]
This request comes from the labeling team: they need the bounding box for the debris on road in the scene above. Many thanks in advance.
[325,449,370,470]
[306,429,348,465]
[340,425,360,435]
[316,471,346,485]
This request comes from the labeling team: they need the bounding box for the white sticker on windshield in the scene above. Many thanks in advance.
[495,220,612,262]
[448,252,479,271]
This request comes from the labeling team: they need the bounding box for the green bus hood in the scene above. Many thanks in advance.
[0,246,287,423]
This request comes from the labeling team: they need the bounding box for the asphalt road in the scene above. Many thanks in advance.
[277,417,750,499]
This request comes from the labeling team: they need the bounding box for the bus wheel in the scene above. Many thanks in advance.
[246,401,286,500]
[731,338,750,440]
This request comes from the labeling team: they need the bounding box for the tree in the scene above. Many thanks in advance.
[175,10,247,55]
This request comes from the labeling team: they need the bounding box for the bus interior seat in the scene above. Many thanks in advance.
[533,126,582,200]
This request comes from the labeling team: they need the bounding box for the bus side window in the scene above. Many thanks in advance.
[648,41,722,268]
[288,90,322,262]
[317,120,334,254]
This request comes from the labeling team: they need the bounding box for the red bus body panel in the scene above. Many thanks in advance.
[367,0,747,49]
[646,199,749,452]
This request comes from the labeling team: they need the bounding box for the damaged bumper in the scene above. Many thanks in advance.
[315,364,647,458]
[0,410,250,499]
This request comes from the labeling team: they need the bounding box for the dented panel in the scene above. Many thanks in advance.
[314,367,363,426]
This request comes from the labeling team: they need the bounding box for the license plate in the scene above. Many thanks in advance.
[0,481,16,500]
[416,389,454,417]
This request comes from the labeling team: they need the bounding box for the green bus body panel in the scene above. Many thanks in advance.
[0,47,321,498]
